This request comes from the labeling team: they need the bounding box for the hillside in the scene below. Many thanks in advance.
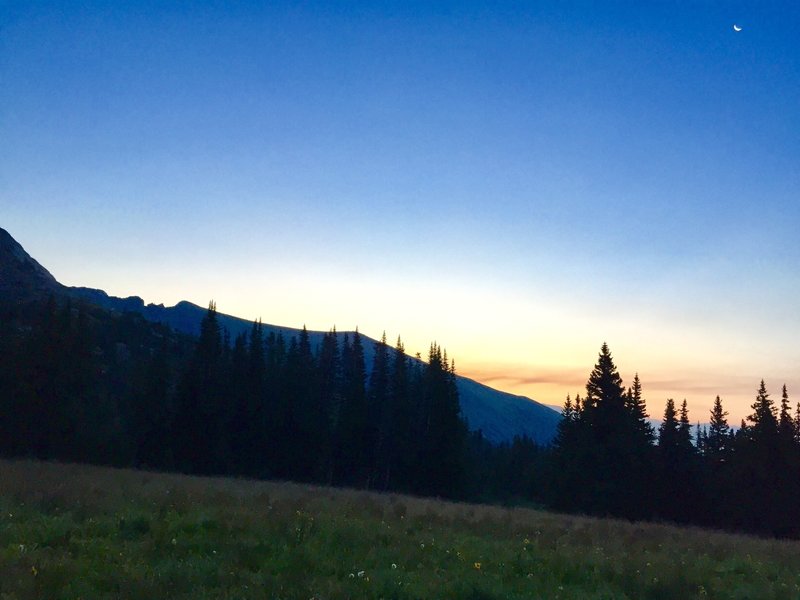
[1,226,559,444]
[0,228,65,302]
[1,459,798,599]
[69,290,560,444]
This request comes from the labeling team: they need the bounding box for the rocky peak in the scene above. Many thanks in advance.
[0,227,64,301]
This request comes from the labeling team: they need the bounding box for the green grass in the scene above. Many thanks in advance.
[1,460,798,599]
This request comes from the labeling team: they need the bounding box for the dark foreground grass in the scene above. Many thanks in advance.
[1,460,798,599]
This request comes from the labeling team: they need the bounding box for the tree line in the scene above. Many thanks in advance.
[0,297,502,499]
[1,297,798,537]
[548,343,800,537]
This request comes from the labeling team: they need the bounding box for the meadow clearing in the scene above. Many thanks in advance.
[0,459,798,599]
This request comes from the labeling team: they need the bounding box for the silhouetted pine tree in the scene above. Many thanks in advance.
[384,336,413,491]
[172,301,228,474]
[658,399,678,446]
[554,395,577,447]
[655,398,698,523]
[748,379,778,443]
[317,328,340,483]
[547,394,585,511]
[795,402,800,446]
[247,320,271,476]
[335,330,370,486]
[706,396,730,459]
[263,331,287,474]
[368,332,391,488]
[702,395,734,529]
[695,423,706,457]
[775,385,800,536]
[626,373,655,445]
[778,385,795,445]
[283,326,323,481]
[579,343,651,517]
[414,344,467,498]
[678,400,693,452]
[734,381,786,535]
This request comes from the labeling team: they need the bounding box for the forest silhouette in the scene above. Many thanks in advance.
[1,297,799,538]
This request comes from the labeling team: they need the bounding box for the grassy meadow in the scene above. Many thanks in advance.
[0,460,798,599]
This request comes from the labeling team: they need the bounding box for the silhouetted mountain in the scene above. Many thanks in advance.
[66,294,560,444]
[0,228,65,302]
[0,226,560,444]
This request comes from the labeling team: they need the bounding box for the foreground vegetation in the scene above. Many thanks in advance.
[1,460,799,599]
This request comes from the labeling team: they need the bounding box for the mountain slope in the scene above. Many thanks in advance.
[0,228,65,301]
[67,293,561,444]
[1,226,560,444]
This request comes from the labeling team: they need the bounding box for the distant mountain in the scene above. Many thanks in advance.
[1,226,560,444]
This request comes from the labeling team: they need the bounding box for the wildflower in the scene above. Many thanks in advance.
[474,562,481,570]
[348,573,355,578]
[357,571,365,578]
[391,563,397,569]
[171,538,177,545]
[420,543,425,549]
[31,566,38,576]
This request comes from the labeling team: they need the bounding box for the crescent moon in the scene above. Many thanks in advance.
[733,24,742,32]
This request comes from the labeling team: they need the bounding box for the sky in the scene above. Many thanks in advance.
[2,1,799,424]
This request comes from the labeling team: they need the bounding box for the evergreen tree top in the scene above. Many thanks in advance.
[748,379,778,438]
[659,398,678,438]
[585,343,625,407]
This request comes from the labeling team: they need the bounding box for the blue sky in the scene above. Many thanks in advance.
[2,1,799,421]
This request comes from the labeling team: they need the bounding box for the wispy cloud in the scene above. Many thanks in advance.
[463,366,588,390]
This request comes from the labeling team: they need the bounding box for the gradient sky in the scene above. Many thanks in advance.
[2,1,799,424]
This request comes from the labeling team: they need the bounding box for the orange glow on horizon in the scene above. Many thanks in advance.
[458,362,795,426]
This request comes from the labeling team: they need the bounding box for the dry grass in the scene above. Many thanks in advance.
[1,459,799,599]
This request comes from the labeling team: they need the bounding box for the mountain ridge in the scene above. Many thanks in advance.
[0,228,65,301]
[1,226,560,444]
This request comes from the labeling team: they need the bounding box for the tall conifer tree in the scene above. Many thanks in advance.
[778,385,795,444]
[748,380,778,442]
[707,396,730,459]
[626,373,655,445]
[678,400,693,452]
